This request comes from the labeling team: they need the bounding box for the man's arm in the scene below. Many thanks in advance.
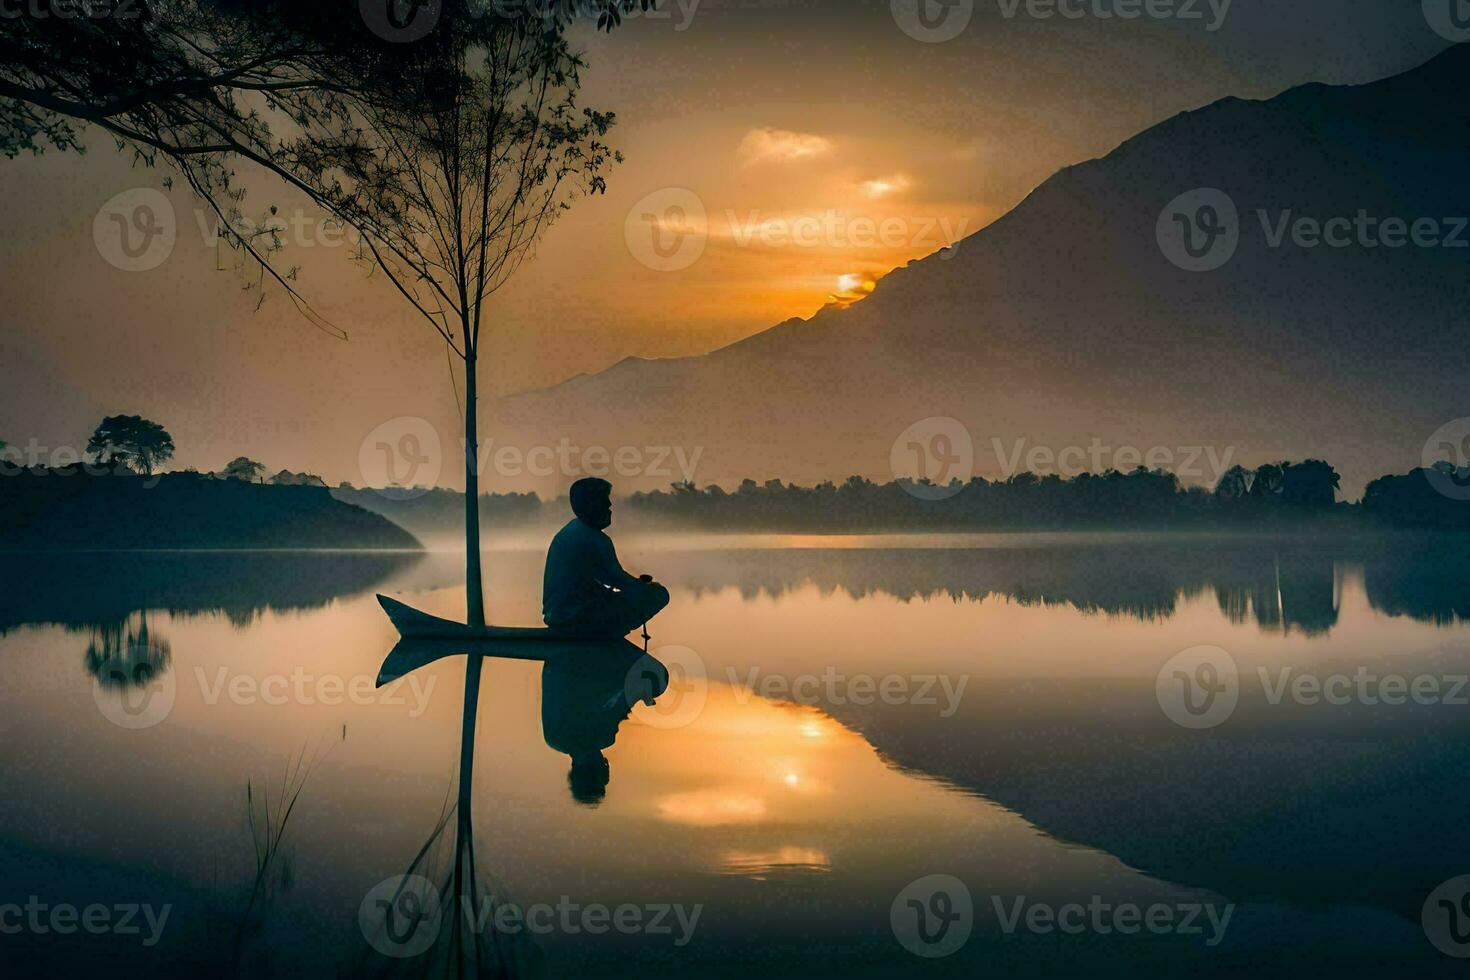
[592,532,644,590]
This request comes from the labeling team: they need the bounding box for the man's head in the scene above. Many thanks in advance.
[569,477,613,529]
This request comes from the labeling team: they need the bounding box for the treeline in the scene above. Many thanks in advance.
[0,467,420,550]
[624,461,1470,532]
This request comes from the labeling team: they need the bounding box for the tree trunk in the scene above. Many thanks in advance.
[458,343,486,861]
[462,346,486,629]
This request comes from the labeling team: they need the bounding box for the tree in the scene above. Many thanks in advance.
[1249,462,1285,500]
[1214,464,1253,501]
[86,415,174,475]
[1,1,648,327]
[220,456,266,482]
[4,2,647,627]
[1279,459,1340,508]
[277,8,628,627]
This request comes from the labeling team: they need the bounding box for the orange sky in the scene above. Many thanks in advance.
[0,1,1447,484]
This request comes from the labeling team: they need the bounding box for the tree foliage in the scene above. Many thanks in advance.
[86,414,175,475]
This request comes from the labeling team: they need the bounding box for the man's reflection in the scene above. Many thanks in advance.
[541,643,670,805]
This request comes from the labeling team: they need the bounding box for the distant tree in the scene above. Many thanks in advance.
[1214,464,1253,501]
[86,415,174,475]
[1279,460,1340,508]
[221,456,266,483]
[269,469,326,487]
[1250,463,1285,500]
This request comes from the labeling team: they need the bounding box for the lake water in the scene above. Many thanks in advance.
[4,532,1470,977]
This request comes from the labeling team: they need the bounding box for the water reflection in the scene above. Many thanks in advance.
[653,534,1468,633]
[84,611,171,689]
[0,549,421,635]
[361,635,667,974]
[541,644,668,805]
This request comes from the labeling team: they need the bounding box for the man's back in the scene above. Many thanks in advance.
[543,518,632,626]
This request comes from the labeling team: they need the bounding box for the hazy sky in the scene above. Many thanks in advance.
[0,0,1451,485]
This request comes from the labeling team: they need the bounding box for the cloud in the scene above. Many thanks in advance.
[859,174,913,199]
[738,128,833,166]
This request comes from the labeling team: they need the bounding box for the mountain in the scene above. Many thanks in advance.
[493,46,1470,498]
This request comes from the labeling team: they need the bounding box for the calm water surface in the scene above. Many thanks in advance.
[3,533,1469,977]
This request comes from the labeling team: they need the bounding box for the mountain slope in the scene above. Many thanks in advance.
[494,46,1470,496]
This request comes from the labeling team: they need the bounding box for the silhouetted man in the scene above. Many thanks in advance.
[543,477,669,638]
